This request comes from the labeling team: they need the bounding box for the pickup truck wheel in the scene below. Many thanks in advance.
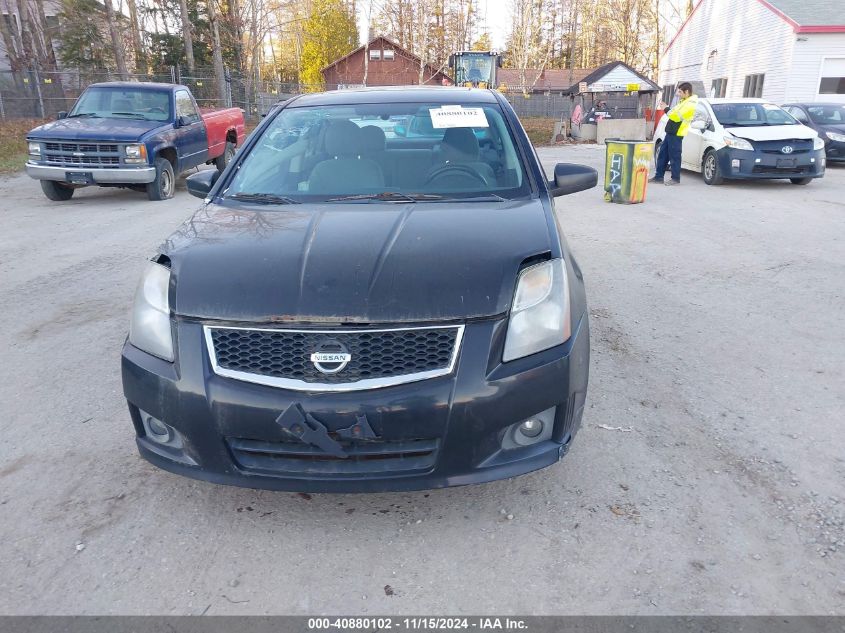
[215,141,236,172]
[702,150,724,185]
[40,180,74,201]
[790,177,813,185]
[147,157,175,201]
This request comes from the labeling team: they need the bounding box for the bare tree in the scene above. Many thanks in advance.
[102,0,129,78]
[207,0,228,105]
[179,0,195,72]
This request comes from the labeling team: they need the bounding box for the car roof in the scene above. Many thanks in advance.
[288,86,500,107]
[88,81,184,91]
[782,102,845,107]
[704,98,769,104]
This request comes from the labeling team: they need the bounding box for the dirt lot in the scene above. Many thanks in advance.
[0,150,843,615]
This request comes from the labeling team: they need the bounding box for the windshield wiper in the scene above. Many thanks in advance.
[111,112,149,120]
[327,192,444,203]
[228,192,301,205]
[67,112,100,118]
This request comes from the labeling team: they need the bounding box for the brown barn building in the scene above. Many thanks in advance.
[321,36,452,90]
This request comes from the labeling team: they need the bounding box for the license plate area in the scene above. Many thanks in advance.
[776,159,796,168]
[65,171,93,184]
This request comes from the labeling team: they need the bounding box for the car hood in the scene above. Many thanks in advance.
[27,117,168,142]
[819,123,845,134]
[162,200,553,323]
[728,125,817,142]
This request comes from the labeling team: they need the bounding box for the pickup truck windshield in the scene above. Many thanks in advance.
[69,87,171,121]
[711,103,799,127]
[224,102,530,203]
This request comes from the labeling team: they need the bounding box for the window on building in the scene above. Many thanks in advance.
[369,49,381,60]
[819,58,845,95]
[661,84,676,106]
[383,49,395,61]
[743,74,765,98]
[819,77,845,94]
[710,78,727,98]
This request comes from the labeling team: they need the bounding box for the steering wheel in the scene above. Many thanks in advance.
[425,164,488,186]
[149,106,166,114]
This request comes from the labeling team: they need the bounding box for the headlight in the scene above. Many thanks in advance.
[723,136,753,151]
[125,143,147,163]
[826,131,845,143]
[503,259,571,362]
[129,261,174,361]
[28,141,41,156]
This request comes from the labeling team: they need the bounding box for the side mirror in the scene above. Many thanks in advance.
[691,120,707,131]
[186,169,219,199]
[549,163,598,197]
[394,123,407,137]
[176,115,190,128]
[57,111,68,120]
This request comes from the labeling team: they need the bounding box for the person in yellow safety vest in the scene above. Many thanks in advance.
[651,82,698,186]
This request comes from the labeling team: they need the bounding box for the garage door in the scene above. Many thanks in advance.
[819,58,845,96]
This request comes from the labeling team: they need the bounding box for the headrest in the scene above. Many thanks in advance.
[441,127,479,162]
[113,98,133,112]
[360,125,386,152]
[325,119,363,156]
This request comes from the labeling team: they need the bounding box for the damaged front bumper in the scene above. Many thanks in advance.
[121,314,590,493]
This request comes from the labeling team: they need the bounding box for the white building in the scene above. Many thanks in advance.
[659,0,845,104]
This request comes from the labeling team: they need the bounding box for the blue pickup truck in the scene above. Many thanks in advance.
[25,82,245,201]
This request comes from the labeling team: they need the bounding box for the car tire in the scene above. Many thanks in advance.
[215,141,236,173]
[790,177,813,185]
[147,157,175,201]
[702,150,724,185]
[40,180,74,201]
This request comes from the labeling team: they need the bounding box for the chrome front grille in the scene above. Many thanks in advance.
[40,139,122,169]
[45,154,120,166]
[205,325,464,392]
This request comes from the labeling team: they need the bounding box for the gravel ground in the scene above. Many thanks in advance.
[0,148,843,615]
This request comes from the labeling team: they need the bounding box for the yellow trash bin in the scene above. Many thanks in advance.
[604,140,654,204]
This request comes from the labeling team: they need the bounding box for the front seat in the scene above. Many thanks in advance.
[430,128,496,186]
[112,98,134,112]
[308,120,385,195]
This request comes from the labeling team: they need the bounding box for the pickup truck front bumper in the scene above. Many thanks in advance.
[25,162,156,184]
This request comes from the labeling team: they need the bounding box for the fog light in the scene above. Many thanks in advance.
[755,158,761,163]
[811,157,815,163]
[519,419,543,438]
[731,159,740,169]
[502,407,557,449]
[144,414,171,441]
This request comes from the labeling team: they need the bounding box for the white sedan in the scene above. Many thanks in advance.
[654,98,826,185]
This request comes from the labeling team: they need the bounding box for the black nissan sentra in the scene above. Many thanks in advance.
[122,87,596,492]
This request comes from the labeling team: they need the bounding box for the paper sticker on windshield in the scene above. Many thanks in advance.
[429,106,489,129]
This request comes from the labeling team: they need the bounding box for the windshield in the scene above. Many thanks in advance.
[455,54,494,85]
[223,102,530,203]
[806,105,845,125]
[69,87,171,121]
[711,102,799,127]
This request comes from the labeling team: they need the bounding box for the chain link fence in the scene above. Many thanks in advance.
[0,65,645,125]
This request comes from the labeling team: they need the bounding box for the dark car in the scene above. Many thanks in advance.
[121,87,596,493]
[782,103,845,162]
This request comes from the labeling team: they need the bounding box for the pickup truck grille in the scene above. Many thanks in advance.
[44,142,119,153]
[205,325,464,391]
[45,154,120,166]
[39,139,123,169]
